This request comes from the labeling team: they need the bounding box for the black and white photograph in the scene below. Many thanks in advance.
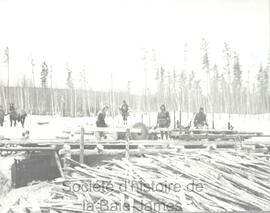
[0,0,270,212]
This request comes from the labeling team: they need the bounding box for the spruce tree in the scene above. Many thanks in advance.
[41,61,48,88]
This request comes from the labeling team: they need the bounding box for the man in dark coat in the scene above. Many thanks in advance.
[9,103,15,112]
[157,104,170,139]
[194,107,208,128]
[119,100,129,125]
[96,106,109,139]
[0,105,5,126]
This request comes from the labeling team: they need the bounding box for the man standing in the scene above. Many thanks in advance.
[96,106,109,139]
[194,107,208,128]
[119,100,129,125]
[0,105,5,126]
[9,103,15,112]
[157,104,170,139]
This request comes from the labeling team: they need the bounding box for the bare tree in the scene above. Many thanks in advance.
[4,47,10,103]
[41,61,49,88]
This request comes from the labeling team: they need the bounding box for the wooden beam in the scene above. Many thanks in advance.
[0,147,56,151]
[83,127,142,133]
[0,139,243,147]
[69,148,178,156]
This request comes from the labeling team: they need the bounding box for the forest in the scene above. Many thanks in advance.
[0,40,269,116]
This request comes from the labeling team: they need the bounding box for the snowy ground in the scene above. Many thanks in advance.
[0,112,269,140]
[0,112,269,210]
[142,112,270,134]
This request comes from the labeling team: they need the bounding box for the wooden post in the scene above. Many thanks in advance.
[125,128,130,159]
[80,127,85,164]
[61,144,71,177]
[54,152,64,177]
[5,47,10,104]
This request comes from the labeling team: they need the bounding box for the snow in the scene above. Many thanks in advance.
[133,112,270,134]
[0,112,269,140]
[0,112,269,211]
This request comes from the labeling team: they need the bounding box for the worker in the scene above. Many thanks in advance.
[156,104,170,139]
[228,122,234,130]
[119,100,129,125]
[0,105,5,126]
[96,106,109,139]
[194,107,208,128]
[9,103,15,112]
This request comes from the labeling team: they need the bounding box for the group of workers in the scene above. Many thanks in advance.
[156,105,208,139]
[95,101,129,139]
[95,100,208,140]
[1,100,208,140]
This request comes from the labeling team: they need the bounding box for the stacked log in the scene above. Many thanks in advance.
[1,150,270,212]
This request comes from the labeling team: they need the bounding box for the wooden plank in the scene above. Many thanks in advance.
[243,141,270,146]
[149,127,170,133]
[236,131,263,135]
[173,128,264,135]
[171,133,266,140]
[129,140,238,147]
[188,128,236,133]
[69,148,177,156]
[62,130,93,135]
[176,134,238,140]
[0,147,56,151]
[0,139,241,147]
[83,127,142,133]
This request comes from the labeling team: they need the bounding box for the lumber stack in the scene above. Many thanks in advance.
[1,150,270,212]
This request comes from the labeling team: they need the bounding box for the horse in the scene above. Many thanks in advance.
[9,109,27,128]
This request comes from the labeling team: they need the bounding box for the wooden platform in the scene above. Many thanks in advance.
[0,125,269,159]
[1,138,270,149]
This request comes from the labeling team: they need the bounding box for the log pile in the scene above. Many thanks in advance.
[1,150,270,212]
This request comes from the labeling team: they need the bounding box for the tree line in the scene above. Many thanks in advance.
[0,40,269,115]
[155,40,270,114]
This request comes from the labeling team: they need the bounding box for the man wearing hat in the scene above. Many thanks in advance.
[194,107,208,128]
[119,100,129,125]
[156,104,170,139]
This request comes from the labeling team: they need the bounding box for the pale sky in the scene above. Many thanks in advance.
[0,0,269,94]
